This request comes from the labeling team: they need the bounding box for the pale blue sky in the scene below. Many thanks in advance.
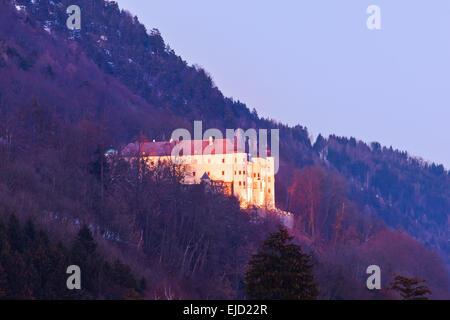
[117,0,450,168]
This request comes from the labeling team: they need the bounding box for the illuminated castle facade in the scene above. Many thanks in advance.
[123,138,276,209]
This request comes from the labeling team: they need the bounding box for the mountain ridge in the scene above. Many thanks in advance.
[0,0,448,298]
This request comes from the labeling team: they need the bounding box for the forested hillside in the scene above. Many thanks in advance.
[0,0,448,299]
[0,215,144,299]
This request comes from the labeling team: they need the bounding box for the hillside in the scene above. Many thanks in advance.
[0,0,448,298]
[11,0,446,265]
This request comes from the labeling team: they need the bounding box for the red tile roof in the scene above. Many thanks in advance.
[123,138,271,157]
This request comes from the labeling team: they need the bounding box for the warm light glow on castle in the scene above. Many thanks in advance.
[123,137,276,209]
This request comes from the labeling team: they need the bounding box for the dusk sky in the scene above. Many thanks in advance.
[117,0,450,168]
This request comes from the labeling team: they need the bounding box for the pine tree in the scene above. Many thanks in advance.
[0,218,9,298]
[24,219,36,243]
[138,277,147,293]
[71,225,101,297]
[7,214,23,253]
[389,275,432,300]
[49,243,72,299]
[31,230,54,298]
[0,218,6,254]
[111,259,136,289]
[0,263,7,298]
[245,226,319,300]
[72,225,97,257]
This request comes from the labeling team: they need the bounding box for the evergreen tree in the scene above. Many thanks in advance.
[0,263,7,299]
[49,243,73,299]
[24,219,36,243]
[111,259,136,289]
[4,250,33,299]
[7,214,23,253]
[245,226,319,300]
[71,225,101,297]
[72,225,97,257]
[389,275,432,300]
[138,277,147,293]
[31,230,53,298]
[0,218,6,254]
[0,218,10,298]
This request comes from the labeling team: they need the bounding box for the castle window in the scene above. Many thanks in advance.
[239,171,242,175]
[243,171,246,175]
[234,171,236,175]
[222,158,225,163]
[193,172,196,177]
[244,181,246,187]
[239,181,242,186]
[208,172,211,176]
[222,171,225,176]
[268,188,271,193]
[254,173,256,178]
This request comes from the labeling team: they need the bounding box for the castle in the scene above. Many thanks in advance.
[123,137,276,209]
